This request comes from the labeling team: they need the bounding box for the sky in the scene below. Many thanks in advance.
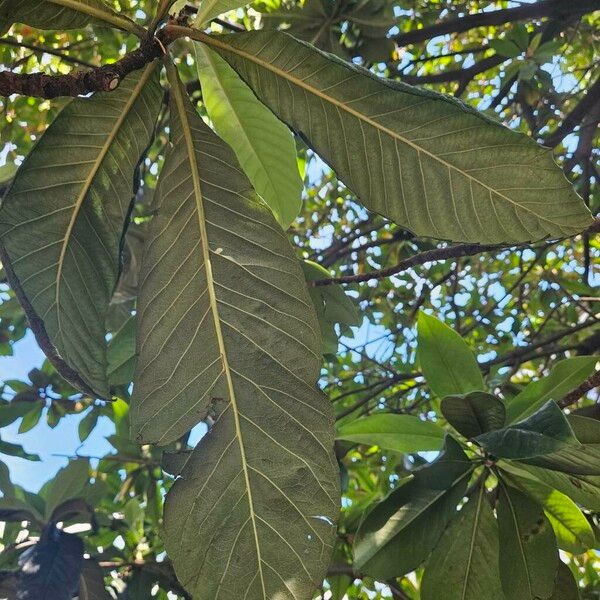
[0,332,115,492]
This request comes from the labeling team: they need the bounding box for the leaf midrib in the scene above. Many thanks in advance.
[54,63,156,381]
[196,31,570,229]
[461,483,484,600]
[169,63,268,599]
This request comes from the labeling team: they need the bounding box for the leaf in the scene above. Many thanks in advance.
[49,498,94,525]
[567,414,600,444]
[490,38,522,58]
[195,43,303,229]
[0,0,142,34]
[501,467,595,554]
[193,0,249,26]
[441,391,505,439]
[0,438,40,461]
[417,312,484,399]
[17,525,83,600]
[43,459,90,520]
[496,484,558,600]
[18,403,43,434]
[0,496,43,524]
[199,30,593,243]
[0,460,15,497]
[507,462,600,512]
[550,561,581,600]
[506,356,598,423]
[476,400,574,459]
[421,483,504,600]
[107,315,136,387]
[335,413,445,452]
[131,64,339,600]
[353,436,473,578]
[302,260,360,356]
[78,560,111,600]
[78,409,99,443]
[0,65,162,399]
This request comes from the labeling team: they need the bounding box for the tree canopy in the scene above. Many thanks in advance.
[0,0,599,599]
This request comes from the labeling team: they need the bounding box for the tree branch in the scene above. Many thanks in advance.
[544,74,600,148]
[0,31,172,98]
[392,0,600,47]
[559,368,600,408]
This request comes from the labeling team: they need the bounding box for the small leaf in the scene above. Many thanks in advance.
[0,66,162,399]
[490,38,522,58]
[195,43,303,229]
[501,467,595,554]
[302,260,360,356]
[17,525,83,600]
[353,436,473,578]
[78,409,99,443]
[193,0,250,27]
[497,484,558,600]
[18,403,43,434]
[0,438,40,461]
[421,483,504,600]
[417,312,484,399]
[506,356,598,423]
[336,413,445,452]
[0,496,43,524]
[567,414,600,445]
[441,391,505,438]
[43,459,90,521]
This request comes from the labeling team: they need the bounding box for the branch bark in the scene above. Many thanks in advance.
[560,368,600,408]
[392,0,600,47]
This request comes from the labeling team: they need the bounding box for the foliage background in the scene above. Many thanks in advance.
[0,0,599,598]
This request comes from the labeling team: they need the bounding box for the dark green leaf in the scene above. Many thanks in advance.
[0,438,40,461]
[78,560,111,600]
[497,484,558,600]
[353,436,473,578]
[476,400,574,459]
[107,315,136,387]
[549,561,581,600]
[0,66,162,399]
[201,31,592,243]
[441,391,505,438]
[421,483,504,600]
[132,64,339,600]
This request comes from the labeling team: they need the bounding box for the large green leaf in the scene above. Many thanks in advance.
[496,484,558,600]
[195,43,303,229]
[441,391,505,439]
[501,466,595,554]
[506,356,598,423]
[417,312,484,399]
[0,65,162,398]
[335,413,445,452]
[131,65,339,600]
[478,401,600,476]
[0,0,142,34]
[421,483,504,600]
[353,436,473,578]
[195,30,593,243]
[505,462,600,512]
[42,458,90,520]
[476,400,574,459]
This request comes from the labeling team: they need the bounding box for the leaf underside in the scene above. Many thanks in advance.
[205,31,592,244]
[131,69,339,600]
[0,65,162,398]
